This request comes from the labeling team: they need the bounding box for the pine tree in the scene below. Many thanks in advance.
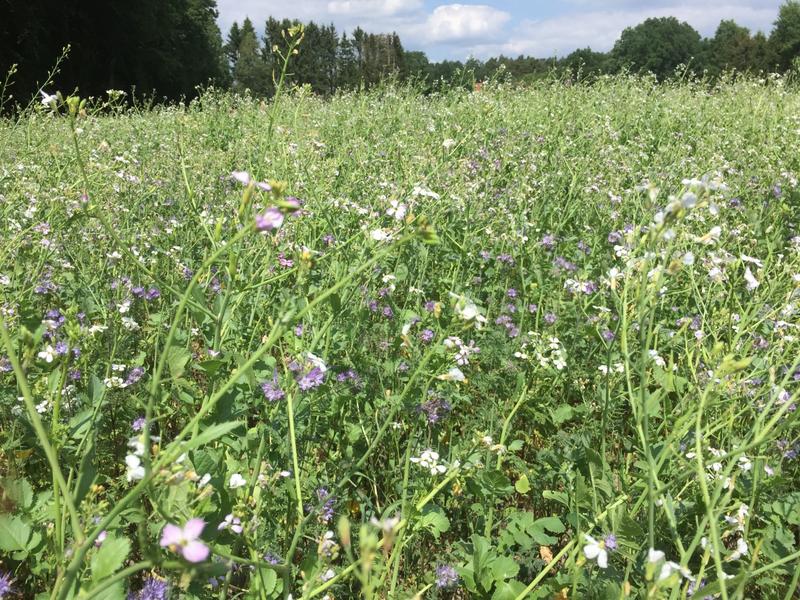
[233,17,269,95]
[224,22,242,72]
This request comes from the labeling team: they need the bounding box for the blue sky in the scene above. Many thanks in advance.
[216,1,784,61]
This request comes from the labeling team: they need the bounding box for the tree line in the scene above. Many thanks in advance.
[2,0,800,107]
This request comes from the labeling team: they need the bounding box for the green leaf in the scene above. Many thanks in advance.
[74,439,97,507]
[530,516,565,546]
[477,470,514,498]
[249,567,277,596]
[490,555,520,581]
[550,404,574,425]
[492,579,527,600]
[0,516,31,551]
[180,421,243,452]
[417,505,450,539]
[84,582,125,600]
[91,536,130,582]
[507,439,524,452]
[165,345,192,379]
[1,478,33,510]
[644,389,662,417]
[515,474,531,495]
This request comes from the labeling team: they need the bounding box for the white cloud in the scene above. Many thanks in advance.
[215,0,783,61]
[327,0,423,17]
[469,3,779,59]
[420,4,511,43]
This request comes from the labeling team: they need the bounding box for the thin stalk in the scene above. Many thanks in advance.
[0,317,83,544]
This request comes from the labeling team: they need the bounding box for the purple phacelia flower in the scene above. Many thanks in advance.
[144,288,160,301]
[420,329,435,343]
[553,256,577,273]
[316,487,335,524]
[418,395,452,424]
[435,564,459,589]
[0,571,15,599]
[126,367,145,386]
[540,234,557,250]
[544,312,557,324]
[128,576,169,600]
[261,370,285,402]
[297,367,325,391]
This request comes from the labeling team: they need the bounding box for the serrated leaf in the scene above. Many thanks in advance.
[91,536,130,582]
[0,515,31,551]
[507,439,524,452]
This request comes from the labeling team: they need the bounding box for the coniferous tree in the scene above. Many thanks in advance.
[224,22,242,72]
[233,17,269,95]
[336,33,359,90]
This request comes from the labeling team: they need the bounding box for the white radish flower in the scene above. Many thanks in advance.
[583,535,608,568]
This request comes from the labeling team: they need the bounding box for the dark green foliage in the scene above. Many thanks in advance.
[611,17,703,79]
[770,0,800,70]
[0,0,227,104]
[233,18,270,95]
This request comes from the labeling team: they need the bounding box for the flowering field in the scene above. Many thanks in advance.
[1,76,800,599]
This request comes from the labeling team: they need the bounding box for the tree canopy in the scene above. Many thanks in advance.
[1,1,800,107]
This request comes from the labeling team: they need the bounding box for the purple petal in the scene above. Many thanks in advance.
[182,540,210,562]
[183,518,206,541]
[231,171,250,185]
[160,524,183,547]
[256,207,284,231]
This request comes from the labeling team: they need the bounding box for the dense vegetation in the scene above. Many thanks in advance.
[4,1,800,106]
[0,69,799,598]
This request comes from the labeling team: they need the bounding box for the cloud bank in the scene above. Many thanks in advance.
[215,0,783,60]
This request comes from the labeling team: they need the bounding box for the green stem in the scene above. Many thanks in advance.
[286,392,305,523]
[0,317,83,544]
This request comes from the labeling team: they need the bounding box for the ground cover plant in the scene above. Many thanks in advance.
[0,67,800,599]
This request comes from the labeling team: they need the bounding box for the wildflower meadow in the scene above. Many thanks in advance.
[1,72,800,599]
